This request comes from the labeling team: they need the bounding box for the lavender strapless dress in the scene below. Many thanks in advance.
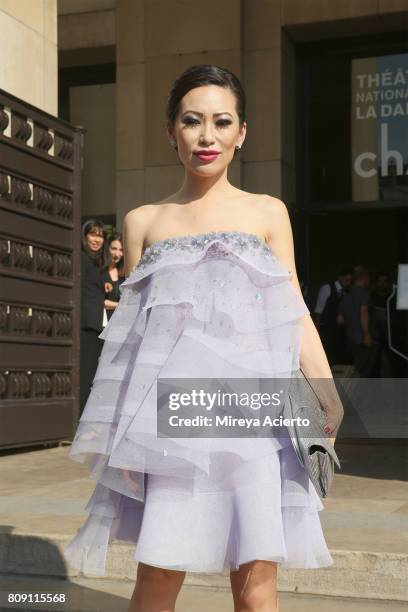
[63,231,333,576]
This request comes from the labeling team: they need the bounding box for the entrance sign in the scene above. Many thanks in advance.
[351,53,408,202]
[397,264,408,311]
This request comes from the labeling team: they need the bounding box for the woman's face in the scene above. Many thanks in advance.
[86,227,104,252]
[168,85,246,175]
[109,239,123,263]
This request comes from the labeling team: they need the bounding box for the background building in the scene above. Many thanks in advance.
[1,0,407,297]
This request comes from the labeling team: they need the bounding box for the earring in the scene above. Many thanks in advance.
[170,139,177,148]
[235,144,241,151]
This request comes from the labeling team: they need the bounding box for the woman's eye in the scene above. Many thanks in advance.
[183,117,200,126]
[182,117,232,127]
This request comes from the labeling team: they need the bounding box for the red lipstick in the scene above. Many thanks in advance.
[194,149,220,163]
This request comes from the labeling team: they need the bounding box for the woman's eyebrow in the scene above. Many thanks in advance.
[182,110,233,118]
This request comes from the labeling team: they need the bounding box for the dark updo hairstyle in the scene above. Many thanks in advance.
[81,219,108,270]
[166,65,246,149]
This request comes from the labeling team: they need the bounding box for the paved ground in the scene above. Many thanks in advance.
[1,575,407,612]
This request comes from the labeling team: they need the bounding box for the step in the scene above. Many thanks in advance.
[0,532,407,603]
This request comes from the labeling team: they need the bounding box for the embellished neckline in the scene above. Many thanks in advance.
[124,230,276,279]
[143,231,269,255]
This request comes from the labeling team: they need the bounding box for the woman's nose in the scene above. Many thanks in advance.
[199,123,215,144]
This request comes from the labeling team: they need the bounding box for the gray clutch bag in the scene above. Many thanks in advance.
[283,369,341,498]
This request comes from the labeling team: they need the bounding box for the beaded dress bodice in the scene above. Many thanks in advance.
[137,231,275,269]
[122,231,283,292]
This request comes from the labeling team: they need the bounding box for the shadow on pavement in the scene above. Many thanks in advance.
[0,526,130,611]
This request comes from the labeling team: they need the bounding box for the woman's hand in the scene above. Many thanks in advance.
[104,299,118,311]
[105,281,113,293]
[122,469,142,495]
[320,397,340,446]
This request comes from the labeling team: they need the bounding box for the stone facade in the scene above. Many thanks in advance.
[1,1,407,219]
[0,0,57,115]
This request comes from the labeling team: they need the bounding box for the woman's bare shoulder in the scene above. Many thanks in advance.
[259,195,290,225]
[123,202,166,236]
[122,204,166,274]
[124,203,159,224]
[248,194,289,235]
[253,193,287,213]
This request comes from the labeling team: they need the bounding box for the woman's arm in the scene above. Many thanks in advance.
[265,198,344,441]
[122,205,157,276]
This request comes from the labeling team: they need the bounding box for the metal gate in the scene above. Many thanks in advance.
[0,88,82,449]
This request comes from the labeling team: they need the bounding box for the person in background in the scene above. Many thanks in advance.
[371,271,407,377]
[80,219,110,415]
[104,232,125,321]
[314,269,352,365]
[337,265,378,376]
[370,271,391,375]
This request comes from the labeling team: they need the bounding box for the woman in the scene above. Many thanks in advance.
[104,232,125,321]
[79,219,109,415]
[65,66,343,612]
